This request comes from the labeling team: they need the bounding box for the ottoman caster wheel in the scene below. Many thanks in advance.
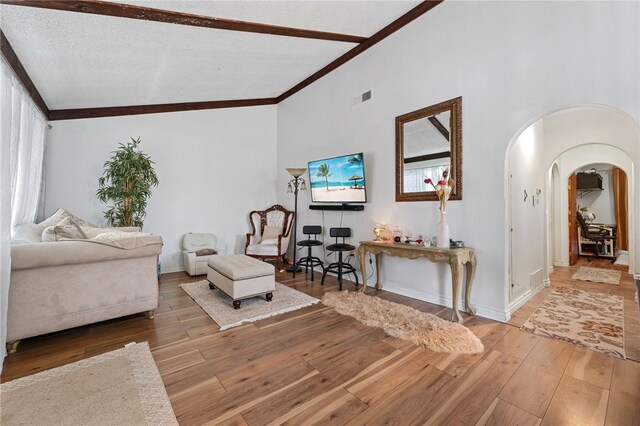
[265,292,273,302]
[208,282,215,290]
[233,300,241,310]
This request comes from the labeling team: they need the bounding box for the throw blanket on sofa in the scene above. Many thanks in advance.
[61,231,163,250]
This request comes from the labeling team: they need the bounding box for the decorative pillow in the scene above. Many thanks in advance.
[195,248,216,256]
[38,208,97,230]
[41,217,88,242]
[260,226,282,245]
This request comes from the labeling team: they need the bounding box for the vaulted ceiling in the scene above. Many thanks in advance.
[0,1,442,119]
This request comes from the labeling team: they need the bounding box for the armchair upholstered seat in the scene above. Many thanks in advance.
[245,204,294,267]
[183,233,220,276]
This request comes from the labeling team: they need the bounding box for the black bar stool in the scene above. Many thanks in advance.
[321,227,359,290]
[293,226,325,280]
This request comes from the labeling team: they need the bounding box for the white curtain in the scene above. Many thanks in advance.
[0,58,47,372]
[7,71,46,228]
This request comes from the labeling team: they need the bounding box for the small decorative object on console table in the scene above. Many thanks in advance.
[357,240,476,322]
[425,169,455,248]
[286,167,307,273]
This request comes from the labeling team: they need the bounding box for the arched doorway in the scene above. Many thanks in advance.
[506,106,638,313]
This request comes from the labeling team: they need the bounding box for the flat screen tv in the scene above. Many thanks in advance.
[308,153,367,203]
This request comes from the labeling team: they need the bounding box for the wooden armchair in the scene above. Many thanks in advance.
[245,204,294,267]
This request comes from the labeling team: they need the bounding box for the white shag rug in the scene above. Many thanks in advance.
[0,342,177,426]
[180,280,319,330]
[322,291,484,354]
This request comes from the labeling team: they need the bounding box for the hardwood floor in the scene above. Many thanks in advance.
[2,265,639,425]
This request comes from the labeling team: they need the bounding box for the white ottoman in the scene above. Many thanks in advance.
[207,254,275,309]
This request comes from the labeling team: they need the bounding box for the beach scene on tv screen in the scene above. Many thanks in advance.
[308,153,366,202]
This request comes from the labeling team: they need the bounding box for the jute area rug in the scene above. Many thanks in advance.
[0,342,177,426]
[322,291,484,354]
[571,266,621,285]
[180,280,319,330]
[521,287,625,359]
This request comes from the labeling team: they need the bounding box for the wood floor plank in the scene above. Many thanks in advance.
[605,358,640,426]
[499,338,574,417]
[0,345,86,382]
[541,375,609,426]
[155,349,205,376]
[180,361,319,425]
[492,327,540,359]
[248,349,404,426]
[346,347,442,406]
[282,388,368,426]
[564,347,614,390]
[170,374,227,419]
[345,365,454,425]
[161,359,220,398]
[214,414,249,426]
[240,373,337,425]
[476,398,541,426]
[426,350,522,425]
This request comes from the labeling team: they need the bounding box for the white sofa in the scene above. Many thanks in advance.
[7,210,163,354]
[182,232,220,276]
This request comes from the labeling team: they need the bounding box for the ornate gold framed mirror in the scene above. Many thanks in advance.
[395,96,462,202]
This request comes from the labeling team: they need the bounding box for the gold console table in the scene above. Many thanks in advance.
[356,241,477,322]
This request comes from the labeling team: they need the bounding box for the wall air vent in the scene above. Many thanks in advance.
[353,90,372,105]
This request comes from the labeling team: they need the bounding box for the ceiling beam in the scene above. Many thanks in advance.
[48,98,277,121]
[428,116,450,141]
[0,30,49,117]
[2,0,367,44]
[277,1,444,103]
[404,151,450,164]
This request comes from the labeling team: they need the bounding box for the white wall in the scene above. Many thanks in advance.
[45,106,278,271]
[277,1,640,321]
[509,121,546,303]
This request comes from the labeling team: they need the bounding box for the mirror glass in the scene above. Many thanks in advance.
[395,97,462,202]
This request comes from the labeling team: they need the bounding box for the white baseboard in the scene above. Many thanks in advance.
[374,281,508,323]
[161,265,184,274]
[554,260,569,267]
[506,283,546,318]
[548,265,554,274]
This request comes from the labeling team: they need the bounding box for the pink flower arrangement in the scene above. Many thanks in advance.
[424,169,454,212]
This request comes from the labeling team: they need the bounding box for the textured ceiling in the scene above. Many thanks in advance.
[404,111,451,157]
[0,1,423,110]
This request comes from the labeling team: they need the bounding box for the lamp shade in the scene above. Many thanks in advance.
[300,180,307,190]
[287,183,293,193]
[286,167,307,178]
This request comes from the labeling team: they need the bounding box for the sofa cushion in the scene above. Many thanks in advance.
[42,217,88,242]
[261,226,282,245]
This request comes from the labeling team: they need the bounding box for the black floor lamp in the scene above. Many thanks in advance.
[286,167,307,273]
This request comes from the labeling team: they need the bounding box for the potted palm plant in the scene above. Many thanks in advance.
[97,137,159,228]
